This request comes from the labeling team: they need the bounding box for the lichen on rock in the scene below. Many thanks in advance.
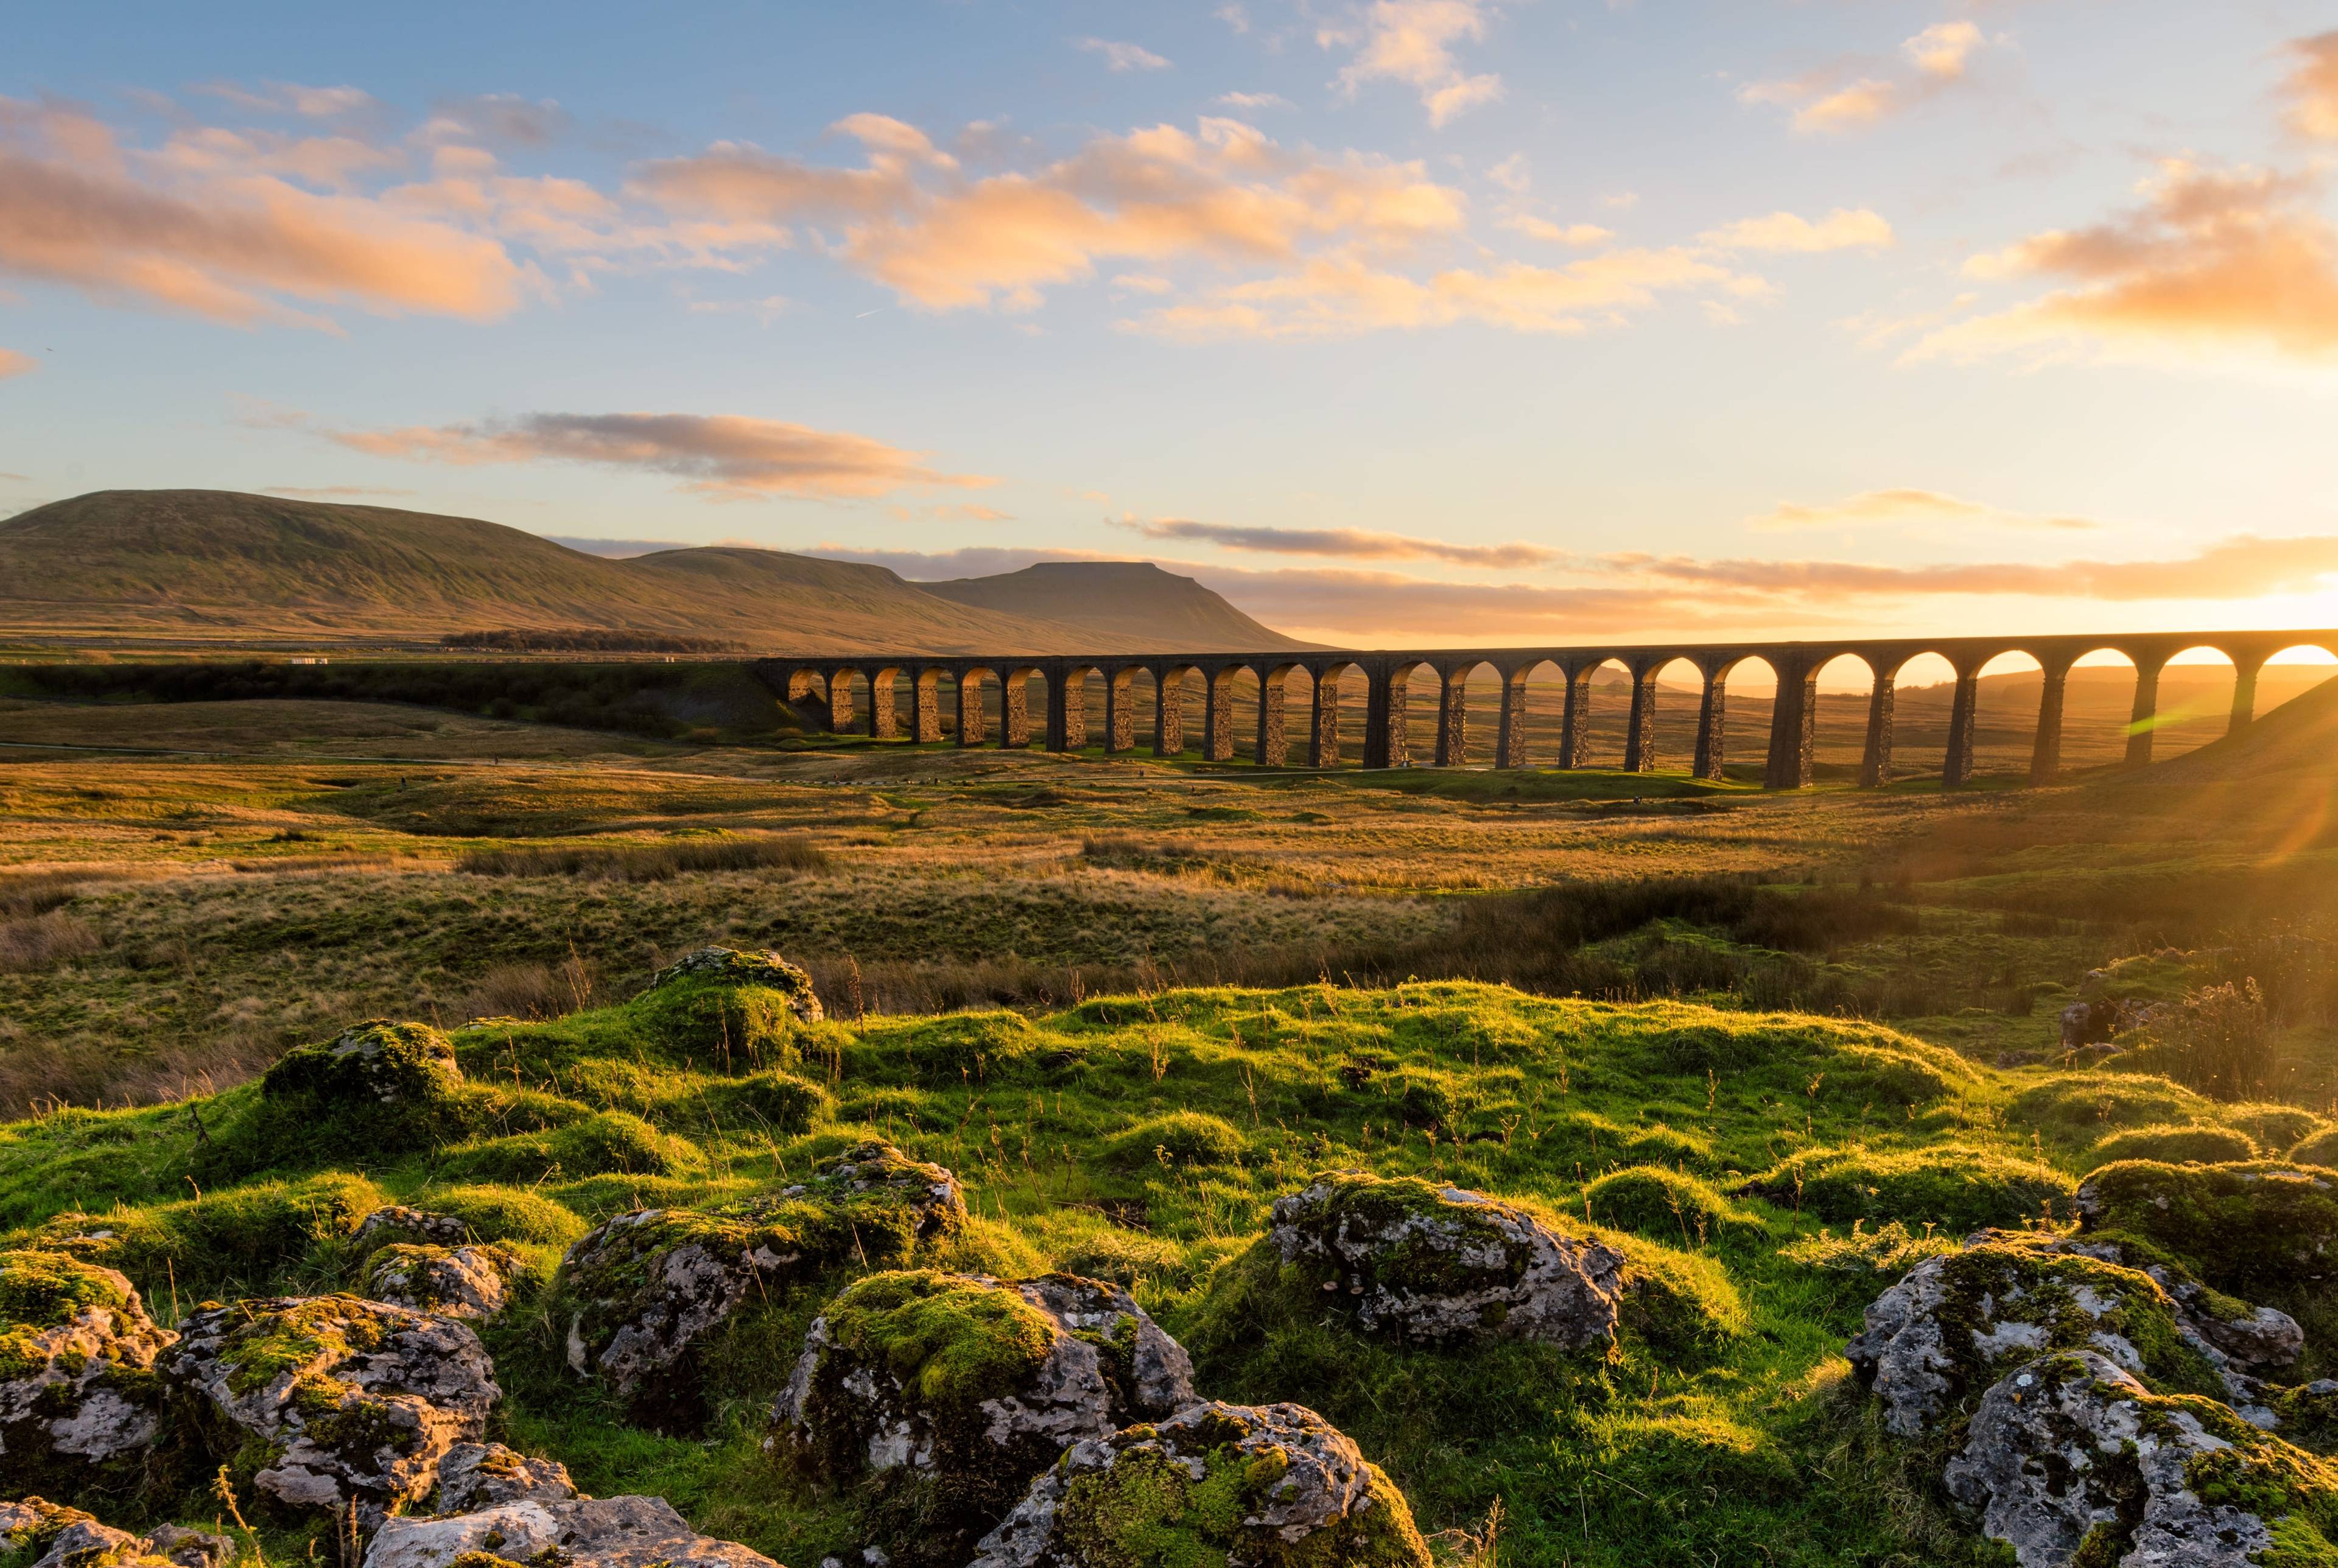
[1943,1349,2338,1567]
[355,1208,472,1251]
[0,1248,178,1496]
[363,1496,776,1568]
[262,1021,464,1110]
[164,1293,500,1523]
[1266,1171,1627,1349]
[1845,1232,2225,1437]
[432,1441,579,1513]
[366,1244,526,1321]
[771,1270,1196,1563]
[0,1498,181,1568]
[647,947,825,1018]
[557,1141,965,1412]
[969,1401,1432,1568]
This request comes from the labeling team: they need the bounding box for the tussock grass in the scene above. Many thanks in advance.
[457,836,832,880]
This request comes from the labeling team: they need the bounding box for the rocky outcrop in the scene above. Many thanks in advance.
[2076,1160,2338,1293]
[647,948,824,1022]
[1845,1234,2220,1437]
[355,1208,471,1250]
[142,1528,236,1568]
[1267,1172,1626,1349]
[1943,1350,2337,1568]
[0,1248,178,1493]
[365,1497,778,1568]
[433,1441,580,1512]
[0,1499,179,1568]
[559,1143,964,1409]
[366,1244,525,1320]
[164,1294,500,1523]
[771,1271,1195,1564]
[262,1021,463,1109]
[969,1401,1432,1568]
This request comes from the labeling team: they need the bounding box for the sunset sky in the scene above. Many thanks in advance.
[6,2,2338,651]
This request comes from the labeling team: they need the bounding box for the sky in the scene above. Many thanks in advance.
[6,1,2338,655]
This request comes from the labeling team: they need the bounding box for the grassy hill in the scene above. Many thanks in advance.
[0,491,1289,654]
[925,560,1309,649]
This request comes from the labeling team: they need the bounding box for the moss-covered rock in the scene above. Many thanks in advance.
[439,1110,704,1185]
[628,947,824,1066]
[1734,1143,2077,1232]
[1265,1172,1627,1349]
[353,1207,469,1251]
[1845,1233,2224,1436]
[431,1440,577,1511]
[365,1495,777,1568]
[163,1293,500,1524]
[647,947,825,1015]
[262,1021,463,1111]
[2076,1160,2338,1293]
[2083,1122,2260,1170]
[0,1250,177,1499]
[1582,1166,1766,1245]
[0,1498,177,1568]
[364,1244,526,1320]
[969,1401,1432,1568]
[19,1173,388,1307]
[556,1141,966,1413]
[1943,1350,2338,1567]
[773,1270,1197,1566]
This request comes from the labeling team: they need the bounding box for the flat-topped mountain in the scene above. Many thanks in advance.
[0,490,1305,654]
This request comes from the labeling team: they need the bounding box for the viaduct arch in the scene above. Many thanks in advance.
[761,631,2338,789]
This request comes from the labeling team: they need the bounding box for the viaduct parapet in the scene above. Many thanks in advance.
[753,631,2338,789]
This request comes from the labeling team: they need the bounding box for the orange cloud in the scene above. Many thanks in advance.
[1747,489,2099,533]
[1913,160,2338,365]
[1702,208,1893,253]
[1078,38,1171,72]
[1739,21,1986,135]
[0,349,36,380]
[2285,32,2338,141]
[1327,0,1507,127]
[297,410,996,499]
[1500,215,1613,247]
[1123,516,1560,567]
[0,100,521,326]
[1627,534,2338,601]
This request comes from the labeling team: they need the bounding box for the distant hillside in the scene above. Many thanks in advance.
[925,561,1310,650]
[0,491,1298,655]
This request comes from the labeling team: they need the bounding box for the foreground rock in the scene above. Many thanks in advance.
[355,1208,471,1250]
[1268,1172,1626,1348]
[1943,1350,2338,1568]
[0,1248,178,1494]
[264,1021,465,1110]
[0,1499,178,1568]
[366,1244,526,1320]
[773,1271,1195,1563]
[365,1496,778,1568]
[165,1294,499,1522]
[2077,1160,2338,1293]
[969,1401,1431,1568]
[433,1441,580,1511]
[648,947,824,1021]
[1845,1233,2222,1437]
[559,1141,964,1412]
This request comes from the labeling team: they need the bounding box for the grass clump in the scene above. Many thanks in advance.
[2006,1071,2219,1135]
[1103,1111,1249,1169]
[1582,1166,1766,1247]
[1777,1220,1958,1279]
[1738,1144,2077,1231]
[2292,1126,2338,1168]
[19,1171,388,1305]
[2222,1103,2328,1153]
[422,1185,592,1248]
[2083,1122,2260,1169]
[438,1110,704,1185]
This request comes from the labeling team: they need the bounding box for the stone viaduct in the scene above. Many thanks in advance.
[754,629,2338,789]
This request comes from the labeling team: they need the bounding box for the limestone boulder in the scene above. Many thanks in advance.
[164,1293,499,1523]
[365,1497,778,1568]
[2076,1160,2338,1293]
[366,1244,526,1320]
[0,1499,178,1568]
[142,1528,236,1568]
[433,1441,580,1512]
[0,1248,177,1494]
[559,1142,964,1410]
[1943,1350,2338,1568]
[1266,1172,1627,1349]
[1845,1233,2219,1437]
[262,1021,463,1110]
[969,1401,1431,1568]
[771,1271,1195,1565]
[355,1208,471,1250]
[648,947,824,1022]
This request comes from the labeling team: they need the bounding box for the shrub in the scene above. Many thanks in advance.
[1104,1111,1249,1169]
[1737,1144,2078,1231]
[2083,1124,2259,1170]
[1582,1167,1766,1247]
[2113,980,2276,1101]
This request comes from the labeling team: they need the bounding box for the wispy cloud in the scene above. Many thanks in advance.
[1325,0,1507,127]
[192,80,374,119]
[1215,91,1293,110]
[1122,516,1560,566]
[264,404,996,499]
[1077,38,1172,72]
[0,348,37,380]
[1500,215,1613,246]
[1739,20,1987,135]
[2282,31,2338,141]
[261,484,418,499]
[1746,489,2098,533]
[1912,159,2338,366]
[1628,534,2338,602]
[1702,208,1893,253]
